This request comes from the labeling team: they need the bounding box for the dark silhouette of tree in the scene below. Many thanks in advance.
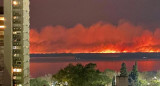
[129,62,139,86]
[53,63,110,86]
[120,62,128,76]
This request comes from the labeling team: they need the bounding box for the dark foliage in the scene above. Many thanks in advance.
[53,63,110,86]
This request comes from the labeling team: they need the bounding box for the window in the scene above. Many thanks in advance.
[13,1,20,6]
[13,54,20,57]
[13,31,21,34]
[13,12,21,16]
[13,68,22,72]
[13,76,22,80]
[13,42,21,46]
[16,61,21,65]
[13,27,22,31]
[13,46,21,49]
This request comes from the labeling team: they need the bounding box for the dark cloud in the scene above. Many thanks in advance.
[30,0,160,30]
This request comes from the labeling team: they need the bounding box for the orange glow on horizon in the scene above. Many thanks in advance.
[29,22,160,54]
[30,50,160,54]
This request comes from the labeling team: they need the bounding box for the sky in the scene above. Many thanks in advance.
[29,0,160,53]
[30,0,160,30]
[26,0,160,77]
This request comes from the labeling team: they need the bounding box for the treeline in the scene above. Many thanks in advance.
[118,62,160,86]
[31,63,115,86]
[30,63,160,86]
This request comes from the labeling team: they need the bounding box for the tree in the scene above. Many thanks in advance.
[156,70,160,79]
[112,76,116,86]
[129,62,139,86]
[53,63,110,86]
[39,74,54,86]
[138,79,148,86]
[30,78,49,86]
[150,79,160,86]
[120,62,128,76]
[103,69,116,86]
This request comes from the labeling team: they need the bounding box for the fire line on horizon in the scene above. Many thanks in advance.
[30,22,160,54]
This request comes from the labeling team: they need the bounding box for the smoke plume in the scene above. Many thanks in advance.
[30,21,160,53]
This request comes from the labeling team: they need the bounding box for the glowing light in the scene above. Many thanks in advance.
[13,76,16,79]
[100,50,120,53]
[13,76,22,80]
[13,1,18,6]
[13,31,17,34]
[17,84,22,86]
[0,26,5,28]
[0,17,4,20]
[13,68,22,72]
[98,49,160,53]
[13,16,18,19]
[0,17,5,29]
[149,50,154,53]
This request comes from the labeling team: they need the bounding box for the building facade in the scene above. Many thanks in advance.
[4,0,30,86]
[0,7,4,85]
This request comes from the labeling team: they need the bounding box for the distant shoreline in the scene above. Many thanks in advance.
[30,53,160,63]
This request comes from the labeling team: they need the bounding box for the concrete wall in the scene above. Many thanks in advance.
[116,76,128,86]
[4,0,12,85]
[0,14,4,85]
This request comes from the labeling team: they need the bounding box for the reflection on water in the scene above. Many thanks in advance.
[30,59,160,78]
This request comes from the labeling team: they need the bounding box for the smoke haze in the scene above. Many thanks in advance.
[30,21,160,53]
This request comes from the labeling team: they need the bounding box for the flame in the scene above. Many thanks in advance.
[100,50,120,53]
[30,21,160,54]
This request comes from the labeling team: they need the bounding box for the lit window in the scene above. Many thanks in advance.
[13,68,22,72]
[17,84,22,86]
[0,26,5,28]
[13,46,21,49]
[13,54,20,57]
[13,54,16,57]
[13,16,18,19]
[13,76,22,80]
[13,1,19,6]
[25,46,29,48]
[0,17,4,20]
[13,31,17,34]
[13,46,17,49]
[13,31,21,34]
[13,76,16,79]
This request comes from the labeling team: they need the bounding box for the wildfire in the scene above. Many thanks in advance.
[100,50,160,53]
[30,22,160,54]
[100,50,120,53]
